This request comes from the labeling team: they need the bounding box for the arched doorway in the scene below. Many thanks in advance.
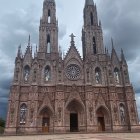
[39,107,53,133]
[96,106,111,132]
[66,99,85,132]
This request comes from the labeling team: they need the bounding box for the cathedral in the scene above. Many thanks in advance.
[5,0,140,134]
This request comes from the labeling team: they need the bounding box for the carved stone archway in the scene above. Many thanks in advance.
[96,106,111,132]
[38,106,53,133]
[65,99,85,132]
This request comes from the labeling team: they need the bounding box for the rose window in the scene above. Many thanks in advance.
[65,64,81,80]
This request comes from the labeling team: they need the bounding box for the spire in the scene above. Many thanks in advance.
[85,0,94,6]
[69,33,76,46]
[111,37,114,49]
[17,44,22,58]
[28,35,31,47]
[121,48,127,64]
[59,45,62,58]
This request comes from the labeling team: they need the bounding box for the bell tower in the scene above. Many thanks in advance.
[82,0,104,59]
[38,0,58,59]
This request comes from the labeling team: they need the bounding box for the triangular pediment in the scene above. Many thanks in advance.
[64,46,82,64]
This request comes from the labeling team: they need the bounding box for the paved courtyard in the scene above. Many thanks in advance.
[0,133,140,140]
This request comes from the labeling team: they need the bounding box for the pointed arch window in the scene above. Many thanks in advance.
[114,68,120,84]
[20,104,27,124]
[95,67,101,84]
[93,37,97,54]
[24,65,30,82]
[44,66,51,81]
[119,104,126,124]
[47,34,51,53]
[90,12,93,25]
[48,9,51,23]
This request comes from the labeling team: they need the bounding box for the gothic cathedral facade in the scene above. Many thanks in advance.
[5,0,140,134]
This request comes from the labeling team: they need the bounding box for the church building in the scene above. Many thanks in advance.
[5,0,140,134]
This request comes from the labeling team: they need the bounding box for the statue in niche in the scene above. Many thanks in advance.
[95,71,100,84]
[20,105,27,124]
[58,107,62,119]
[120,105,125,124]
[89,107,93,121]
[45,67,50,81]
[24,69,30,81]
[114,71,119,83]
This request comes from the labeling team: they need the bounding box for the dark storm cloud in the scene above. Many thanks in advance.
[0,0,140,120]
[0,103,8,120]
[97,0,140,61]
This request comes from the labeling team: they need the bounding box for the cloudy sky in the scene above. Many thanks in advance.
[0,0,140,120]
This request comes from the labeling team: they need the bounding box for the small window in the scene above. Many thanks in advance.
[48,10,51,23]
[44,66,51,81]
[95,67,101,84]
[24,65,30,81]
[47,34,51,53]
[93,37,97,54]
[33,69,37,82]
[20,104,27,124]
[90,12,93,25]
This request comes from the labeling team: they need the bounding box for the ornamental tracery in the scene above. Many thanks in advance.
[65,64,81,80]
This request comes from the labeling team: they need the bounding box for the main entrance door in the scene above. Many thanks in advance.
[70,113,78,132]
[98,117,105,131]
[42,117,50,132]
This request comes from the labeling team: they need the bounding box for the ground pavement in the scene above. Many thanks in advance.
[0,133,140,140]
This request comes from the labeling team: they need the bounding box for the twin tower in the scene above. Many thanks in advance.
[5,0,140,134]
[38,0,104,59]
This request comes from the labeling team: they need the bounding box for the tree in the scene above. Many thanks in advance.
[0,118,5,128]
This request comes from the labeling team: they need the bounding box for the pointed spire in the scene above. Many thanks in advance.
[28,34,31,47]
[59,45,62,58]
[34,45,38,58]
[111,37,114,49]
[121,48,127,64]
[17,44,22,58]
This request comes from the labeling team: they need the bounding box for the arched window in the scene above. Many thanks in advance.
[48,9,51,23]
[93,37,97,54]
[20,104,27,124]
[119,104,125,124]
[47,34,51,53]
[95,67,101,84]
[114,68,120,84]
[44,66,51,81]
[90,12,93,25]
[24,65,30,82]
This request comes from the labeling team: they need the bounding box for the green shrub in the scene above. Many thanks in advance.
[0,126,4,134]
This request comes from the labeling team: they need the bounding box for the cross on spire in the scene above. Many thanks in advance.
[69,33,76,46]
[69,33,75,42]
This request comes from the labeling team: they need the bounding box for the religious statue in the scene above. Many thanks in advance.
[95,71,100,84]
[120,106,125,124]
